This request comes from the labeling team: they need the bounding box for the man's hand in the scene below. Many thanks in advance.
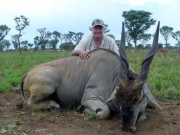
[79,51,90,59]
[72,50,90,59]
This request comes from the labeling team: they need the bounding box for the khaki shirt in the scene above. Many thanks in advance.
[74,34,119,56]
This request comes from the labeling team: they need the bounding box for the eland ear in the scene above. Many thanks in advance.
[143,84,163,110]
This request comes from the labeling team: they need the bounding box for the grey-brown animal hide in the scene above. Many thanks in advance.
[20,22,162,133]
[21,49,121,119]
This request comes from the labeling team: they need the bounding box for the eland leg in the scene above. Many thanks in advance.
[24,67,62,111]
[80,98,110,119]
[25,86,61,112]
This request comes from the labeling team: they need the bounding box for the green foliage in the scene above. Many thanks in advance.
[115,40,120,47]
[60,42,75,50]
[37,113,45,120]
[172,31,180,41]
[127,50,180,101]
[0,25,11,42]
[59,101,80,110]
[104,24,110,34]
[127,43,133,49]
[0,39,11,51]
[158,43,163,49]
[125,31,132,46]
[11,34,19,50]
[0,41,5,51]
[140,33,151,47]
[14,15,30,54]
[19,47,28,52]
[49,31,61,50]
[137,44,144,49]
[35,107,48,112]
[73,32,84,45]
[0,51,71,92]
[160,26,173,45]
[35,28,51,50]
[172,31,180,49]
[144,44,151,49]
[0,119,26,135]
[67,31,76,42]
[122,10,156,48]
[13,119,21,125]
[84,113,98,120]
[0,50,180,102]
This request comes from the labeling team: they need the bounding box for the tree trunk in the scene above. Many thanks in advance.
[134,40,137,49]
[18,36,21,54]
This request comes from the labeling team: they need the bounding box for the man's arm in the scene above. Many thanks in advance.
[72,50,90,59]
[111,41,120,56]
[72,35,92,59]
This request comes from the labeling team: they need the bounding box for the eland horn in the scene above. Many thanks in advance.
[133,21,160,89]
[119,22,129,87]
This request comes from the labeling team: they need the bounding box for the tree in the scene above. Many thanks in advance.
[60,42,75,50]
[0,41,5,51]
[164,43,171,49]
[58,33,64,46]
[36,28,51,50]
[127,43,133,49]
[73,32,84,45]
[104,24,110,34]
[21,40,29,51]
[65,31,76,50]
[122,10,156,48]
[34,36,41,50]
[62,33,68,43]
[11,34,19,50]
[140,33,151,47]
[48,40,57,50]
[137,44,144,49]
[106,34,115,39]
[144,44,151,49]
[49,31,61,50]
[172,31,180,49]
[14,15,30,54]
[115,40,120,48]
[67,31,76,42]
[125,31,132,47]
[0,25,11,41]
[158,43,163,49]
[27,43,34,49]
[160,26,173,48]
[1,39,10,51]
[21,40,28,48]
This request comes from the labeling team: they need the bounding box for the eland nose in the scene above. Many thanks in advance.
[129,126,136,132]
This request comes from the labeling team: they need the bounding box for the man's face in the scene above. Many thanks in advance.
[92,25,104,38]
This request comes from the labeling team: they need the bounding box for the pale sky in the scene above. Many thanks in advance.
[0,0,180,48]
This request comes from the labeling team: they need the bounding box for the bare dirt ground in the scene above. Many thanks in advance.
[0,90,180,135]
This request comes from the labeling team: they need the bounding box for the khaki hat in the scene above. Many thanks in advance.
[91,18,105,28]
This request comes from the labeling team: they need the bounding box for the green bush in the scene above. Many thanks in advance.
[60,42,75,50]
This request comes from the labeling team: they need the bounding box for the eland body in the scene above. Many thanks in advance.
[20,22,161,132]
